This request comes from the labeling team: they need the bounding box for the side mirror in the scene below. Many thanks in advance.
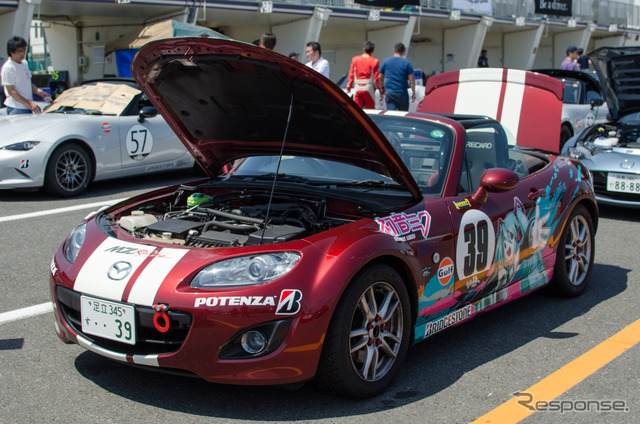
[138,106,158,123]
[472,168,519,204]
[590,98,604,109]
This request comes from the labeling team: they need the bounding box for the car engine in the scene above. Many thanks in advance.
[114,188,353,248]
[577,122,640,147]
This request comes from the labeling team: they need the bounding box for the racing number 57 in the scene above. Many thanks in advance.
[128,129,147,156]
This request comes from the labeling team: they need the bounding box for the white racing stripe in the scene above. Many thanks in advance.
[0,198,126,223]
[455,68,503,118]
[74,238,155,301]
[501,69,526,139]
[127,248,188,306]
[0,302,53,324]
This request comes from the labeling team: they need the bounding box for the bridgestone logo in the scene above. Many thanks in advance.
[276,289,302,315]
[424,304,474,337]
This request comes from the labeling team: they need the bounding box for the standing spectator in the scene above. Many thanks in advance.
[305,41,330,78]
[561,45,579,71]
[0,55,6,108]
[259,32,277,50]
[379,43,415,112]
[576,48,589,71]
[346,40,380,109]
[1,36,50,114]
[477,49,489,67]
[288,52,300,62]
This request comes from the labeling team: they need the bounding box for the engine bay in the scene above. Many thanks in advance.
[113,186,358,248]
[578,122,640,148]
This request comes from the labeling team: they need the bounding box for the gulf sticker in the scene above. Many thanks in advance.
[126,124,154,161]
[101,122,111,133]
[437,257,454,286]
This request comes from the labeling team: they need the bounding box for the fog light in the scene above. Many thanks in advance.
[241,330,267,354]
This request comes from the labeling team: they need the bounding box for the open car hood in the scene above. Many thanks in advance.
[417,68,564,153]
[589,47,640,122]
[131,38,422,200]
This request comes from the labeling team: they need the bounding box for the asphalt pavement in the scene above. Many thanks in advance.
[1,173,638,423]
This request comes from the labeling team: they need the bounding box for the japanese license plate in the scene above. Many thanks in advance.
[81,295,136,345]
[606,172,640,194]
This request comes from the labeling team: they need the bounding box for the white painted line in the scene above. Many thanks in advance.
[0,302,53,324]
[0,198,126,223]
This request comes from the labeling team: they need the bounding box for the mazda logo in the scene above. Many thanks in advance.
[620,160,634,169]
[107,261,133,281]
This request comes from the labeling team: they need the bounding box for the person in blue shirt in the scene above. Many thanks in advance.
[379,43,415,111]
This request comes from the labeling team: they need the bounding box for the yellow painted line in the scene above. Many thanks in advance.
[471,317,640,424]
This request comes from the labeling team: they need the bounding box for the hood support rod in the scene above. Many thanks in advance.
[259,87,295,245]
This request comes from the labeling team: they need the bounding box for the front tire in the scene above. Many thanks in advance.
[551,205,595,297]
[315,264,411,398]
[44,143,92,197]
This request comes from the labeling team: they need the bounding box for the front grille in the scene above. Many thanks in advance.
[55,285,192,356]
[592,171,640,202]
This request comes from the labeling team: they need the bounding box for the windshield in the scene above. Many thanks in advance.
[233,156,398,186]
[369,114,454,196]
[44,82,140,116]
[560,78,583,104]
[231,115,454,197]
[620,112,640,125]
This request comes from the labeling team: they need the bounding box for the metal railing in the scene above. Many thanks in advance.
[277,0,639,28]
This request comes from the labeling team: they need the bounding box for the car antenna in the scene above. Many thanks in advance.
[259,89,295,245]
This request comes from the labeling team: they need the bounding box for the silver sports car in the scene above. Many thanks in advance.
[562,47,640,207]
[0,79,194,197]
[533,69,609,146]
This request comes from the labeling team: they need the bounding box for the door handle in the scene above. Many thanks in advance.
[528,188,546,200]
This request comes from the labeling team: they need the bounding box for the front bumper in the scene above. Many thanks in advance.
[49,243,333,385]
[0,149,45,189]
[591,170,640,207]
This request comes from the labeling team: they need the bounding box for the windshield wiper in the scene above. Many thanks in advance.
[337,180,401,188]
[232,173,310,183]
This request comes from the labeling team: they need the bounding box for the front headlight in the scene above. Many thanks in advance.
[63,222,86,263]
[568,147,586,160]
[1,141,40,151]
[190,252,301,288]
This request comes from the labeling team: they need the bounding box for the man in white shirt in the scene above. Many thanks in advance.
[1,36,50,114]
[305,41,330,79]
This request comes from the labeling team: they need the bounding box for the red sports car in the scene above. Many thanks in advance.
[50,39,598,398]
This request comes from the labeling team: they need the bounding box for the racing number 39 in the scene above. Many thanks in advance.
[126,124,154,160]
[456,209,495,280]
[462,221,489,276]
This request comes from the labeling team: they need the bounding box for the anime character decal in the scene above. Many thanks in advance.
[471,198,551,304]
[414,161,582,341]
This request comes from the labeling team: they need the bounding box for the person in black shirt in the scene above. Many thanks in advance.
[576,48,589,71]
[477,49,489,67]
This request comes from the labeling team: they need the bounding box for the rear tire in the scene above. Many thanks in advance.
[550,205,594,297]
[560,124,573,150]
[44,143,92,197]
[315,264,411,398]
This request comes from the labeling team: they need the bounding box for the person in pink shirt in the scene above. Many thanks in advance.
[346,41,381,109]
